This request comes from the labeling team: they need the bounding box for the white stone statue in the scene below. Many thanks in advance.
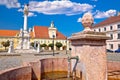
[8,40,14,53]
[20,28,23,37]
[34,41,37,49]
[24,4,29,15]
[37,42,40,53]
[29,28,32,33]
[81,12,94,31]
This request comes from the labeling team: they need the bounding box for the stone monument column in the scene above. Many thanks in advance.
[23,4,28,31]
[69,13,109,80]
[16,4,30,49]
[22,4,30,49]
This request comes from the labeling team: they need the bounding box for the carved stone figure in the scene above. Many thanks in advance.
[24,4,29,15]
[81,12,94,31]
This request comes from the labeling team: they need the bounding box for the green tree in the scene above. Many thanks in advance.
[30,42,34,47]
[41,43,47,47]
[48,43,54,50]
[55,42,63,50]
[1,40,10,50]
[30,42,38,48]
[41,43,47,50]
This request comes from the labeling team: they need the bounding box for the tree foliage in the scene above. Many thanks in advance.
[30,42,38,48]
[30,42,34,47]
[1,40,10,50]
[55,42,63,50]
[41,43,47,47]
[48,43,54,50]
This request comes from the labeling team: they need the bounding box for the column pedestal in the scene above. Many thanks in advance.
[69,31,109,80]
[17,30,30,49]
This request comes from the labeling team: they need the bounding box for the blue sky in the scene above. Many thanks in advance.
[0,0,119,37]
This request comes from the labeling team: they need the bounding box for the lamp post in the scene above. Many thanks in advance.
[66,38,67,54]
[52,35,55,56]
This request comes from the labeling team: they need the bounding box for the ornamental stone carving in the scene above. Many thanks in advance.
[24,4,29,15]
[81,12,94,31]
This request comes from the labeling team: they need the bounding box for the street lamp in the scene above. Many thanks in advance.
[66,38,67,54]
[69,48,72,58]
[52,35,55,56]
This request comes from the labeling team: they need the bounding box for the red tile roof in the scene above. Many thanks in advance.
[0,26,66,39]
[0,30,34,38]
[0,30,19,37]
[34,26,49,39]
[34,26,66,39]
[93,15,120,28]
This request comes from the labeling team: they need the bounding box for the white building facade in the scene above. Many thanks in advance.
[92,15,120,51]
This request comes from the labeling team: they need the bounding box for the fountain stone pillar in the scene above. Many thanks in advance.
[69,13,109,80]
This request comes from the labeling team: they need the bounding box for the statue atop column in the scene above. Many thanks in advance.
[24,4,29,15]
[23,4,29,31]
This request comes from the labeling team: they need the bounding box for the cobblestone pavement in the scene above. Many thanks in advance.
[0,50,120,71]
[107,53,120,61]
[0,50,69,71]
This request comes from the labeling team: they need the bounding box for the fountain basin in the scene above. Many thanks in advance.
[0,58,120,80]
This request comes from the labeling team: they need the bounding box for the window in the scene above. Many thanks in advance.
[110,44,113,49]
[117,24,120,29]
[118,33,120,39]
[99,28,101,32]
[110,34,113,39]
[41,41,43,43]
[104,27,106,31]
[110,26,113,30]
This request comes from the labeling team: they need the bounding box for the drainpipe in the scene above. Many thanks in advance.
[67,56,79,79]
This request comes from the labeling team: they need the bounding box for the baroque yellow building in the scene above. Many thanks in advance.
[0,22,69,51]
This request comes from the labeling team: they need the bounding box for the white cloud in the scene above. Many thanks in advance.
[18,8,23,12]
[77,17,82,22]
[0,0,21,8]
[28,0,94,15]
[94,9,117,19]
[28,12,37,17]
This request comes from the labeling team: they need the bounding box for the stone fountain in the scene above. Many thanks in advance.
[69,12,109,80]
